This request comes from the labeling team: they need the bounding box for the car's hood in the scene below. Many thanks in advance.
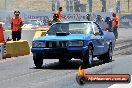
[34,34,91,41]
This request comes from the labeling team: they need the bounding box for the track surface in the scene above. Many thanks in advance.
[0,28,132,88]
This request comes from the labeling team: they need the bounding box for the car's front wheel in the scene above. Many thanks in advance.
[82,46,93,67]
[33,53,43,68]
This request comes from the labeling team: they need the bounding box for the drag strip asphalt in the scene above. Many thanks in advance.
[0,28,132,88]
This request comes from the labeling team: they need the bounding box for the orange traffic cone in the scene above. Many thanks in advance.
[0,24,5,43]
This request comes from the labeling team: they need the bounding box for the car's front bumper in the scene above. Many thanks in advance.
[31,46,88,59]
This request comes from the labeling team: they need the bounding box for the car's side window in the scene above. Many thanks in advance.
[47,24,59,35]
[85,23,93,34]
[93,23,100,35]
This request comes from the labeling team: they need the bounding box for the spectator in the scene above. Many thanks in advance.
[52,13,61,23]
[96,15,103,23]
[86,14,92,21]
[48,13,61,26]
[105,17,112,32]
[96,15,109,31]
[0,23,4,43]
[10,11,24,41]
[112,13,119,39]
[56,7,67,20]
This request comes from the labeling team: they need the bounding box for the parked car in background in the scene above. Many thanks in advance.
[31,21,115,68]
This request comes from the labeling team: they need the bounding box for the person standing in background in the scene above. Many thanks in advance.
[0,23,4,43]
[105,17,112,32]
[86,14,92,21]
[51,13,61,23]
[96,15,109,31]
[96,15,103,24]
[11,11,24,41]
[112,13,119,39]
[56,7,67,20]
[48,13,61,26]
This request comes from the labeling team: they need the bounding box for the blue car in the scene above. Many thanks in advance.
[31,21,115,68]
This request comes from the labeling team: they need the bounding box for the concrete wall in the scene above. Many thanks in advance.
[4,29,41,46]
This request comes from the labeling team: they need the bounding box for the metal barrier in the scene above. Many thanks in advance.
[3,44,7,58]
[0,43,4,59]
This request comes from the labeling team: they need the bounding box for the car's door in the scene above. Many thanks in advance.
[96,23,109,54]
[91,22,105,55]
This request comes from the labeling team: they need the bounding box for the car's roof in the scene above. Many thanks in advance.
[55,20,96,23]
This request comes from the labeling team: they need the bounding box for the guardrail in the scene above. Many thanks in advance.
[0,43,4,59]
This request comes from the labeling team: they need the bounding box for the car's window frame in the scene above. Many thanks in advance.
[92,22,104,36]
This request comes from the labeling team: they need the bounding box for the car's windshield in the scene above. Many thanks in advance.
[47,22,93,35]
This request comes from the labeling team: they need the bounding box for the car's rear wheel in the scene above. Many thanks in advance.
[82,46,93,67]
[103,44,113,63]
[33,53,43,68]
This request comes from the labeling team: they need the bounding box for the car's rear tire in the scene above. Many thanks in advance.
[33,53,43,68]
[103,44,113,63]
[82,46,93,67]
